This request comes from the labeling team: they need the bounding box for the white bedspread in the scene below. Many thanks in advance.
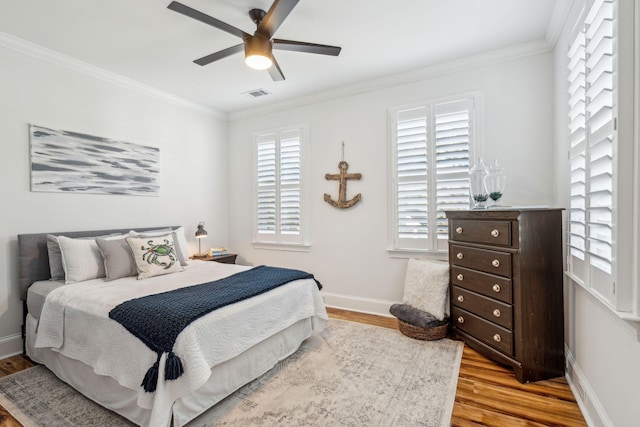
[33,261,328,427]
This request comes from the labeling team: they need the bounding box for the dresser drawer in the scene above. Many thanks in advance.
[452,307,513,356]
[450,244,512,277]
[450,220,512,246]
[451,266,512,303]
[452,286,513,329]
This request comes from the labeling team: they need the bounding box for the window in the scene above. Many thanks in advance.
[254,125,308,247]
[389,95,480,252]
[566,0,634,313]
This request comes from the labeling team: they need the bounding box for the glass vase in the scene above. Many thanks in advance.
[469,158,488,209]
[484,158,507,207]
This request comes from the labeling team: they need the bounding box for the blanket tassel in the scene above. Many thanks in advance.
[141,355,160,393]
[165,351,184,381]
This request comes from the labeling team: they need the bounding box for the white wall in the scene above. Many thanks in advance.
[227,51,556,316]
[552,1,640,426]
[0,43,228,358]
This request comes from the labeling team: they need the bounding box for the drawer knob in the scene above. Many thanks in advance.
[456,273,464,281]
[455,226,463,234]
[457,316,465,324]
[491,259,500,268]
[493,309,501,318]
[491,229,500,237]
[492,284,501,292]
[493,334,502,343]
[456,252,464,260]
[457,295,464,303]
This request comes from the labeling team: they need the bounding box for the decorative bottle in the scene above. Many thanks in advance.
[484,158,507,207]
[469,158,488,209]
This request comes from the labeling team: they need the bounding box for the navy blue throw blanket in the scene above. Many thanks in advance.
[109,265,322,392]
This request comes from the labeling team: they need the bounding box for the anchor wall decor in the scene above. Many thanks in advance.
[324,142,362,209]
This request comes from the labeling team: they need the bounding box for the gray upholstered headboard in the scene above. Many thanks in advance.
[18,226,179,300]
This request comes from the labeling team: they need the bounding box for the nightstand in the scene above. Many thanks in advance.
[192,254,237,264]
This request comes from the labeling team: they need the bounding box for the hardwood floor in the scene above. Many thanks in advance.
[0,309,585,427]
[0,355,34,427]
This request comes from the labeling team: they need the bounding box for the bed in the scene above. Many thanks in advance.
[19,226,328,427]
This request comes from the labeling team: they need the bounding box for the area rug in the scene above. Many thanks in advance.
[0,319,463,427]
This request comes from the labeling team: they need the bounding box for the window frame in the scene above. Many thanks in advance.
[252,123,310,251]
[387,92,484,257]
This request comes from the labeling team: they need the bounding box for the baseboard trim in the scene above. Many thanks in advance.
[565,345,612,427]
[0,334,23,360]
[322,292,396,318]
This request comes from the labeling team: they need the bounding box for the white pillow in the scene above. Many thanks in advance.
[57,236,106,284]
[46,234,66,281]
[171,226,190,266]
[128,228,173,237]
[47,233,119,280]
[96,235,138,281]
[126,234,184,279]
[402,258,450,321]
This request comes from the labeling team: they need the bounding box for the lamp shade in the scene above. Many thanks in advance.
[244,36,273,70]
[195,222,208,238]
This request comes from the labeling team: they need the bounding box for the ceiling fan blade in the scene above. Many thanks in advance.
[168,1,250,40]
[194,44,244,66]
[257,0,300,39]
[267,56,285,81]
[273,39,341,56]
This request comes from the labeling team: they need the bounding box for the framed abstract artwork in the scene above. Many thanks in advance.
[29,124,160,196]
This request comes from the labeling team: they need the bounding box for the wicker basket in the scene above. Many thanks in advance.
[397,318,448,341]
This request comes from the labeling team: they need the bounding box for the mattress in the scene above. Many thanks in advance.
[27,279,65,320]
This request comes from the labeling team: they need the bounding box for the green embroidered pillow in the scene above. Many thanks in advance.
[126,234,184,279]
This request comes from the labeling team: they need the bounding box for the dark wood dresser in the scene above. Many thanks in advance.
[444,209,564,383]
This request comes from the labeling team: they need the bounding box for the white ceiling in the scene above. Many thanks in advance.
[0,0,563,114]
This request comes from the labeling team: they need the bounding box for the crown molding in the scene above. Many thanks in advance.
[0,28,560,123]
[545,0,575,49]
[228,39,554,121]
[0,31,225,120]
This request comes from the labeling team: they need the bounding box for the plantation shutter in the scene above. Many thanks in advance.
[279,129,302,236]
[566,0,614,300]
[396,107,429,248]
[434,99,473,249]
[392,96,475,251]
[256,134,277,235]
[567,27,587,279]
[584,0,614,297]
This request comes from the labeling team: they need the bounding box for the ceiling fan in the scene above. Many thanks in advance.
[167,0,342,81]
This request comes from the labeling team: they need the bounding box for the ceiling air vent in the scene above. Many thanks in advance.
[243,88,271,98]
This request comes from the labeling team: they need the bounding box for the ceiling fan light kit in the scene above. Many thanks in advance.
[245,35,273,70]
[167,0,341,81]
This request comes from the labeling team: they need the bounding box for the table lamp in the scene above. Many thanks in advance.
[195,221,208,256]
